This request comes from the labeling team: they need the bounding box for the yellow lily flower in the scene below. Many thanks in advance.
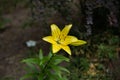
[42,24,87,55]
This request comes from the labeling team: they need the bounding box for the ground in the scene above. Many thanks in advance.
[0,8,49,79]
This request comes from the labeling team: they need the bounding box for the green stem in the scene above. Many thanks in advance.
[42,53,54,80]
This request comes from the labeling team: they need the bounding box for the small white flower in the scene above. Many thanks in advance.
[26,40,37,47]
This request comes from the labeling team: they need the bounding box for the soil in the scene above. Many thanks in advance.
[0,8,49,79]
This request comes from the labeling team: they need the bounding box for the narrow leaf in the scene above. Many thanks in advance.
[39,49,43,60]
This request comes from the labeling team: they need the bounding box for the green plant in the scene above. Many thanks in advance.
[21,49,70,80]
[21,24,87,80]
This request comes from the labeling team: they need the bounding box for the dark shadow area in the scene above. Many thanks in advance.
[92,6,110,34]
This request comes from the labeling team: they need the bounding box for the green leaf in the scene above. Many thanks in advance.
[38,73,44,80]
[54,59,65,65]
[51,65,70,78]
[22,58,39,64]
[47,71,68,80]
[47,71,59,80]
[39,49,43,60]
[22,58,41,73]
[39,56,50,66]
[24,64,40,77]
[20,73,33,80]
[97,64,105,70]
[48,51,53,58]
[58,66,70,73]
[52,55,70,63]
[51,65,62,78]
[108,52,114,59]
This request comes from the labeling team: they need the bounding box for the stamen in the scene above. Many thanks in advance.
[56,40,61,44]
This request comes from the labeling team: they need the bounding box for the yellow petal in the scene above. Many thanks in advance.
[61,45,71,55]
[51,24,61,40]
[52,44,61,53]
[42,36,56,44]
[70,40,87,46]
[62,36,78,45]
[60,24,72,39]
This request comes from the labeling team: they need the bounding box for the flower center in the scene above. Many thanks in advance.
[56,40,61,44]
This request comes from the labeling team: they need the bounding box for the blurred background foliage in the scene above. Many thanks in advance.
[0,0,120,80]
